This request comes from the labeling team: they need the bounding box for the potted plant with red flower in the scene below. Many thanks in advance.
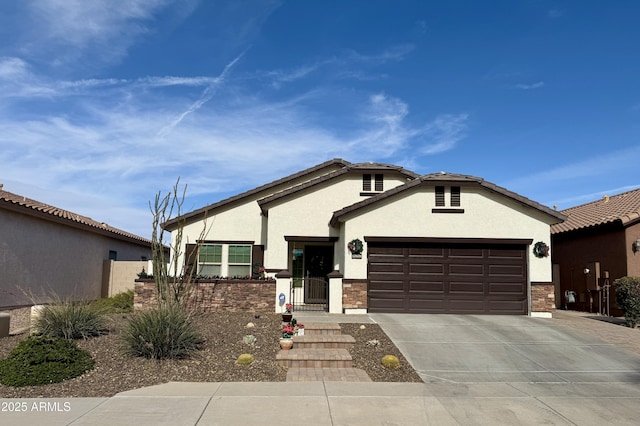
[282,303,293,322]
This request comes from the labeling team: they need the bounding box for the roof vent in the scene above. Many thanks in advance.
[603,195,610,203]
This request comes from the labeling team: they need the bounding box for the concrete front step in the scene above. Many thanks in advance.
[301,322,342,336]
[293,334,355,349]
[286,367,372,382]
[276,348,352,368]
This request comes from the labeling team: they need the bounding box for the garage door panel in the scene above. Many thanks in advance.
[448,247,484,257]
[368,242,528,315]
[448,299,486,313]
[488,248,524,259]
[449,264,484,275]
[408,299,447,312]
[410,263,444,274]
[488,300,527,314]
[489,282,526,294]
[408,247,444,257]
[489,265,525,277]
[369,280,404,292]
[409,280,445,292]
[369,262,404,273]
[449,281,485,294]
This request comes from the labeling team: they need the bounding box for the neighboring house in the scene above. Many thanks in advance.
[551,188,640,316]
[164,159,565,316]
[0,187,154,308]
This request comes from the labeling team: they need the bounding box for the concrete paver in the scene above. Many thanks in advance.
[2,311,640,425]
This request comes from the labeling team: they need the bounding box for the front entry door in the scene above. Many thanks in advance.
[304,245,333,304]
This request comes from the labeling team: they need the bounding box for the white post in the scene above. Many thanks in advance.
[275,271,292,313]
[328,271,343,314]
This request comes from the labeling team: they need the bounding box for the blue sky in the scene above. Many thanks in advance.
[1,0,639,238]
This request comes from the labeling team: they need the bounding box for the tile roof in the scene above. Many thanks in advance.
[331,172,566,226]
[0,188,152,246]
[163,158,354,230]
[257,161,418,208]
[551,187,640,234]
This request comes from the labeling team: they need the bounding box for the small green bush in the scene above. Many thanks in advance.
[35,300,109,339]
[614,276,640,327]
[0,336,94,387]
[91,290,134,313]
[236,353,254,365]
[121,304,204,359]
[381,354,400,369]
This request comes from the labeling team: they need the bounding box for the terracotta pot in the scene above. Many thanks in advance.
[279,338,293,350]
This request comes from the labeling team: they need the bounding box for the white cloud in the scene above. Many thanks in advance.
[420,114,469,154]
[516,81,545,90]
[18,0,191,67]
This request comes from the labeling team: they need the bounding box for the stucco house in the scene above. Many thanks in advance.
[551,188,640,316]
[1,187,154,308]
[164,159,565,316]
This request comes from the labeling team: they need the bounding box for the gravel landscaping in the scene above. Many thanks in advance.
[0,309,421,398]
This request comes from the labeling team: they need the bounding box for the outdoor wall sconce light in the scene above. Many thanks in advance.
[583,268,590,275]
[633,239,640,253]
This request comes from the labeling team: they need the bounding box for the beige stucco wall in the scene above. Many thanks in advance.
[174,172,408,272]
[0,209,152,308]
[101,260,148,297]
[339,185,555,282]
[264,174,408,270]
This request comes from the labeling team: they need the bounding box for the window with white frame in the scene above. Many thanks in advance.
[198,243,252,278]
[198,244,222,276]
[228,245,252,277]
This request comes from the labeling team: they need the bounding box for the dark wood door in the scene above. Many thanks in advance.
[368,242,527,314]
[304,245,333,303]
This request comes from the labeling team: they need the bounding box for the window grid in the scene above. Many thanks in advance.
[363,174,372,191]
[374,174,384,191]
[435,186,445,206]
[451,186,461,206]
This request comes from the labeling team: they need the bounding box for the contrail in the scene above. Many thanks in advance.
[157,51,247,137]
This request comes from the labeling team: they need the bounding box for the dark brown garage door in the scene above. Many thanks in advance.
[368,242,528,314]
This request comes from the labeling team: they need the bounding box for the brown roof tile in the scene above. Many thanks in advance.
[0,189,152,246]
[551,187,640,234]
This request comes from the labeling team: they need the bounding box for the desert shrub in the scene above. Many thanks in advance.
[91,290,134,313]
[236,354,254,365]
[0,336,94,387]
[381,354,400,369]
[34,300,109,339]
[121,304,204,359]
[614,276,640,327]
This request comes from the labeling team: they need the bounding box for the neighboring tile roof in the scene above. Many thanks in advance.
[163,158,354,230]
[0,188,152,246]
[551,187,640,234]
[330,172,566,226]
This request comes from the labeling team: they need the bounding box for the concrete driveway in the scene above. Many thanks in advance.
[369,313,640,384]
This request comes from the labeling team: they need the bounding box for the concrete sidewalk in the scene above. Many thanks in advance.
[3,380,640,425]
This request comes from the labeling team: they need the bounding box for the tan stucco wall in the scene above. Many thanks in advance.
[339,185,554,282]
[102,260,148,297]
[0,209,152,308]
